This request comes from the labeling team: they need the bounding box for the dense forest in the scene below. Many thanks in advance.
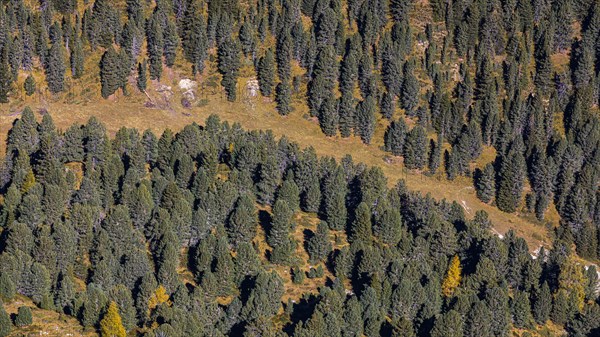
[0,109,596,336]
[0,0,600,336]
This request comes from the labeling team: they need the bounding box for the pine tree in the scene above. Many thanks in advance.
[322,167,347,230]
[137,60,147,92]
[257,49,275,97]
[350,202,372,243]
[14,306,32,327]
[533,282,552,324]
[100,301,127,337]
[511,290,533,328]
[307,221,332,263]
[275,81,293,115]
[227,193,257,247]
[46,41,66,94]
[182,0,208,74]
[384,118,407,156]
[0,47,12,103]
[496,149,526,213]
[217,37,241,102]
[100,46,122,98]
[24,74,35,96]
[0,304,11,337]
[319,96,338,136]
[70,34,84,79]
[308,45,337,116]
[355,95,376,144]
[403,126,427,170]
[475,163,496,203]
[338,91,356,138]
[442,255,461,297]
[401,60,419,113]
[146,11,164,80]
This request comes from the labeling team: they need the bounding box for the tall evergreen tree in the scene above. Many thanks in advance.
[217,37,241,102]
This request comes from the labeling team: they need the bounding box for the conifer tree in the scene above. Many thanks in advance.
[355,95,376,144]
[24,74,35,96]
[275,81,293,115]
[338,91,356,138]
[14,306,32,327]
[475,163,496,203]
[322,167,347,230]
[182,0,208,74]
[0,47,11,103]
[227,193,257,247]
[70,35,84,79]
[0,304,11,337]
[46,42,66,94]
[137,60,147,92]
[100,46,122,98]
[442,255,461,297]
[401,60,419,113]
[307,221,332,263]
[350,202,372,243]
[146,11,164,80]
[100,301,127,337]
[319,96,338,136]
[258,49,275,97]
[511,290,533,328]
[496,149,526,213]
[217,37,241,102]
[533,282,552,324]
[384,118,407,156]
[403,126,427,169]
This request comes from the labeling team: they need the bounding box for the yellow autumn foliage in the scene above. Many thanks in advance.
[442,255,462,297]
[148,285,171,310]
[100,301,126,337]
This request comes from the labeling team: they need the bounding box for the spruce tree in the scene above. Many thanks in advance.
[384,118,407,156]
[355,95,376,144]
[0,47,12,103]
[475,163,496,203]
[401,60,419,113]
[307,221,332,263]
[217,37,241,102]
[257,49,275,97]
[137,60,147,92]
[24,74,35,96]
[338,91,356,138]
[100,46,122,98]
[46,41,66,94]
[0,304,11,337]
[182,0,208,74]
[322,167,347,230]
[319,96,338,136]
[14,306,32,327]
[403,125,428,170]
[496,149,526,213]
[275,81,293,115]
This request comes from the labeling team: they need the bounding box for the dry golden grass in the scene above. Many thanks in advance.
[4,295,96,337]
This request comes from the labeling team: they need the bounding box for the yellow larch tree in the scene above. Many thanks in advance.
[100,301,126,337]
[442,255,462,297]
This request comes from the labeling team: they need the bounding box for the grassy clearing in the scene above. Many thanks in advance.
[3,295,95,337]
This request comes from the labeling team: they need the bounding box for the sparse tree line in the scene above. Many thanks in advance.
[0,0,599,236]
[0,110,598,336]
